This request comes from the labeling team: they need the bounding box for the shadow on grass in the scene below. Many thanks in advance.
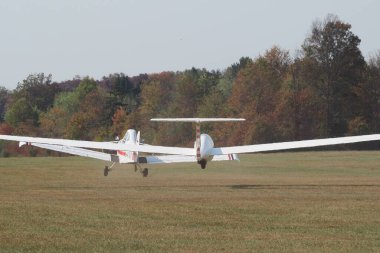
[230,184,380,190]
[40,184,380,191]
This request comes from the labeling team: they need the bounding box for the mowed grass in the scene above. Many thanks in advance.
[0,151,379,252]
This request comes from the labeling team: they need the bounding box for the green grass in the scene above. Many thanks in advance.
[0,151,379,252]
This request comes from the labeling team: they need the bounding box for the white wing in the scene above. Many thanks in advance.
[211,134,380,155]
[30,143,118,162]
[142,154,239,164]
[0,135,194,156]
[138,144,194,155]
[30,143,238,165]
[143,155,197,164]
[4,134,379,158]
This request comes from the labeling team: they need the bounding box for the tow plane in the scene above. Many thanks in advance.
[1,118,380,177]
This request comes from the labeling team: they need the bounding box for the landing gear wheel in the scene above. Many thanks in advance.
[142,168,148,177]
[198,159,207,169]
[104,166,109,176]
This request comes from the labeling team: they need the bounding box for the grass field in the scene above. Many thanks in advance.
[0,151,379,252]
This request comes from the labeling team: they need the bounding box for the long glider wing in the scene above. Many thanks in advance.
[30,143,118,162]
[31,143,238,165]
[211,134,380,155]
[0,135,194,156]
[3,134,380,158]
[143,154,239,164]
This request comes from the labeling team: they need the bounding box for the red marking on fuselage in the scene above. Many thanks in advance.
[117,150,127,156]
[117,150,137,161]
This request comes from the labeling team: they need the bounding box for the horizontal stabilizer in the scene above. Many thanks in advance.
[151,118,245,123]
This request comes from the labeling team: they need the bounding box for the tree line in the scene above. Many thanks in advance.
[1,15,379,156]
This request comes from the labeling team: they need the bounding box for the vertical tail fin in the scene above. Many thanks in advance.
[136,131,141,145]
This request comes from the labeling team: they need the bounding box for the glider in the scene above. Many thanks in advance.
[1,118,380,177]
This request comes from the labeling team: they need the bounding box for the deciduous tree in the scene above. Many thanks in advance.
[13,73,58,112]
[5,98,38,127]
[302,14,366,137]
[0,87,9,122]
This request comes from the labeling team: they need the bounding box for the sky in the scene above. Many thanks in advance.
[0,0,379,90]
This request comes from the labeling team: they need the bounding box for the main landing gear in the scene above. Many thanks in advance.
[104,166,110,176]
[142,168,149,177]
[103,162,116,176]
[135,164,149,177]
[103,163,149,177]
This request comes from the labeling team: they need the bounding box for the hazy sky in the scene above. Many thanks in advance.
[0,0,379,89]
